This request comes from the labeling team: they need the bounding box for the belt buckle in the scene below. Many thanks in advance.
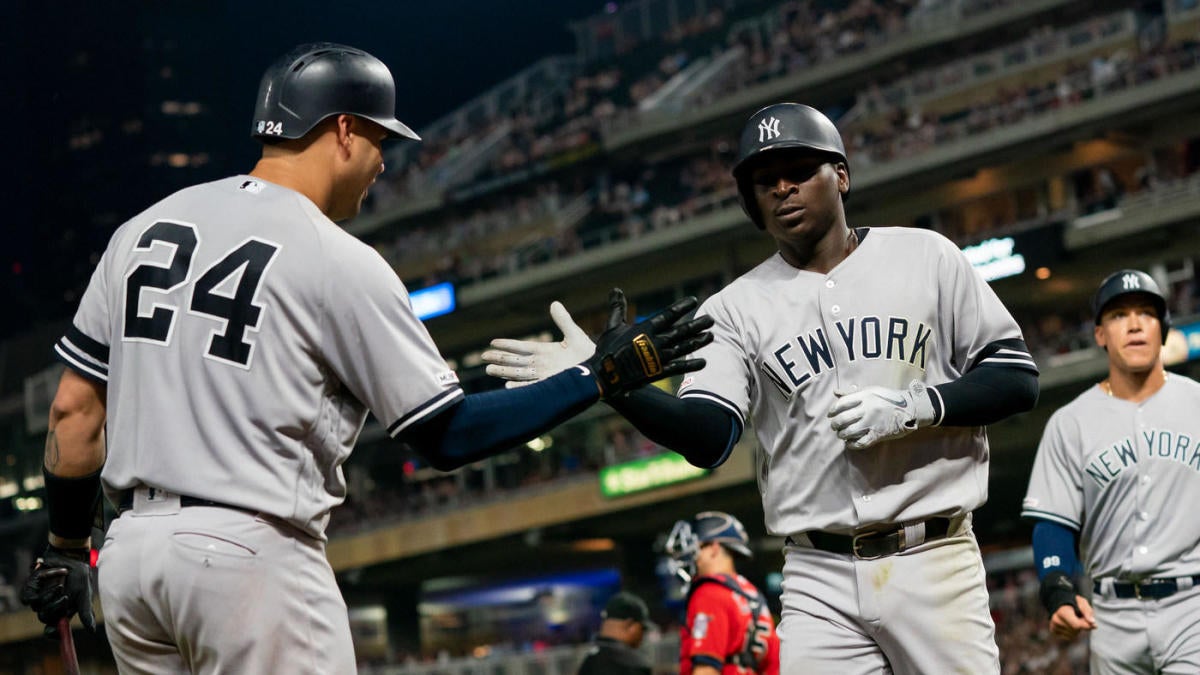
[852,528,901,560]
[1133,582,1143,600]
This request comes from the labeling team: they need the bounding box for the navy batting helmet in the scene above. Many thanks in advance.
[251,43,420,142]
[1092,269,1171,344]
[731,103,848,229]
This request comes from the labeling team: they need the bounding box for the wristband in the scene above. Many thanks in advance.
[1038,570,1080,615]
[43,466,102,541]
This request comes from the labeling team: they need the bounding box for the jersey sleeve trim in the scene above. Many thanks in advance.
[971,339,1038,374]
[679,390,745,429]
[54,326,110,383]
[1021,509,1080,530]
[386,388,465,437]
[927,385,946,426]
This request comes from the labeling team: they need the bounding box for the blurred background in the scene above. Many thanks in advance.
[4,0,1200,673]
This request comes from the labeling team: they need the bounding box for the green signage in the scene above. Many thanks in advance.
[598,453,710,498]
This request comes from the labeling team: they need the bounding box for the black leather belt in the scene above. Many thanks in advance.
[117,491,249,516]
[1096,575,1200,600]
[787,517,955,560]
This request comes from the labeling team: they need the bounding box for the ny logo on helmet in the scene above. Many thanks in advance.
[1122,273,1141,290]
[758,117,781,143]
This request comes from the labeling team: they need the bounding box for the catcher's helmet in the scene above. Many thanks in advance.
[251,42,420,142]
[664,511,752,585]
[731,103,848,229]
[1092,269,1171,343]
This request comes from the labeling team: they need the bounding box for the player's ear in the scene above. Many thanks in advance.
[1094,324,1107,351]
[333,114,355,155]
[834,162,849,195]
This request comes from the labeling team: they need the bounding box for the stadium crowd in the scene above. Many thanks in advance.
[370,0,1038,204]
[365,12,1200,294]
[4,3,1200,674]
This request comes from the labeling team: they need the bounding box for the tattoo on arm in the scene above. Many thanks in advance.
[45,430,61,472]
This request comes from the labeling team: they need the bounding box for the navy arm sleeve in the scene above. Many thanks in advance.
[1031,519,1082,581]
[606,386,740,469]
[399,368,598,471]
[929,338,1039,426]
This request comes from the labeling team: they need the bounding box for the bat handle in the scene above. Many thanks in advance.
[58,616,80,675]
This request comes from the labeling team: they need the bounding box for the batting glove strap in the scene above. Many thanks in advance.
[20,544,97,636]
[1039,570,1081,616]
[584,292,713,399]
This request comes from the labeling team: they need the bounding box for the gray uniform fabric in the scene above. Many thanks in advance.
[677,227,1033,674]
[1024,375,1200,674]
[680,227,1028,535]
[54,175,462,673]
[1023,377,1200,580]
[99,495,355,674]
[55,176,462,539]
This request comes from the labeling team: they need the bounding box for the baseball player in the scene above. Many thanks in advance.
[17,42,712,674]
[1022,269,1200,674]
[577,591,653,675]
[665,511,780,675]
[482,102,1040,673]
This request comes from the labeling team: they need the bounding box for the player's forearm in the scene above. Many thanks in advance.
[1031,519,1080,580]
[44,370,107,546]
[45,371,108,477]
[930,363,1038,426]
[606,387,739,468]
[401,368,599,471]
[43,430,104,547]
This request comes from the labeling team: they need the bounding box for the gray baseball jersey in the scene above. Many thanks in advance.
[678,227,1034,536]
[54,175,462,539]
[1022,375,1200,580]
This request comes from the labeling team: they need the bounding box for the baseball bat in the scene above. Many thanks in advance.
[58,616,80,675]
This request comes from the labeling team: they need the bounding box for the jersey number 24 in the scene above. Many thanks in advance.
[123,220,280,368]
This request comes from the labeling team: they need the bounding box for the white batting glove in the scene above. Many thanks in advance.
[827,380,937,450]
[482,301,596,388]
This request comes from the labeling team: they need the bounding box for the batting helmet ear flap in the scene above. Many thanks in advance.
[735,178,766,231]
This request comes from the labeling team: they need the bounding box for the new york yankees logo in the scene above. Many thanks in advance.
[1122,273,1141,290]
[758,116,781,142]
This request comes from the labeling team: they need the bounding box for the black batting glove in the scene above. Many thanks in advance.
[20,544,97,639]
[1038,570,1082,617]
[586,288,714,399]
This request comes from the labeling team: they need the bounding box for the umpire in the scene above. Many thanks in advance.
[578,592,654,675]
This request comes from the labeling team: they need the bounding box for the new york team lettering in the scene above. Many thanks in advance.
[1085,428,1200,487]
[760,316,932,397]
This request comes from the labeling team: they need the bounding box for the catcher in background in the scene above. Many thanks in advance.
[1022,269,1200,674]
[577,591,653,675]
[665,511,780,675]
